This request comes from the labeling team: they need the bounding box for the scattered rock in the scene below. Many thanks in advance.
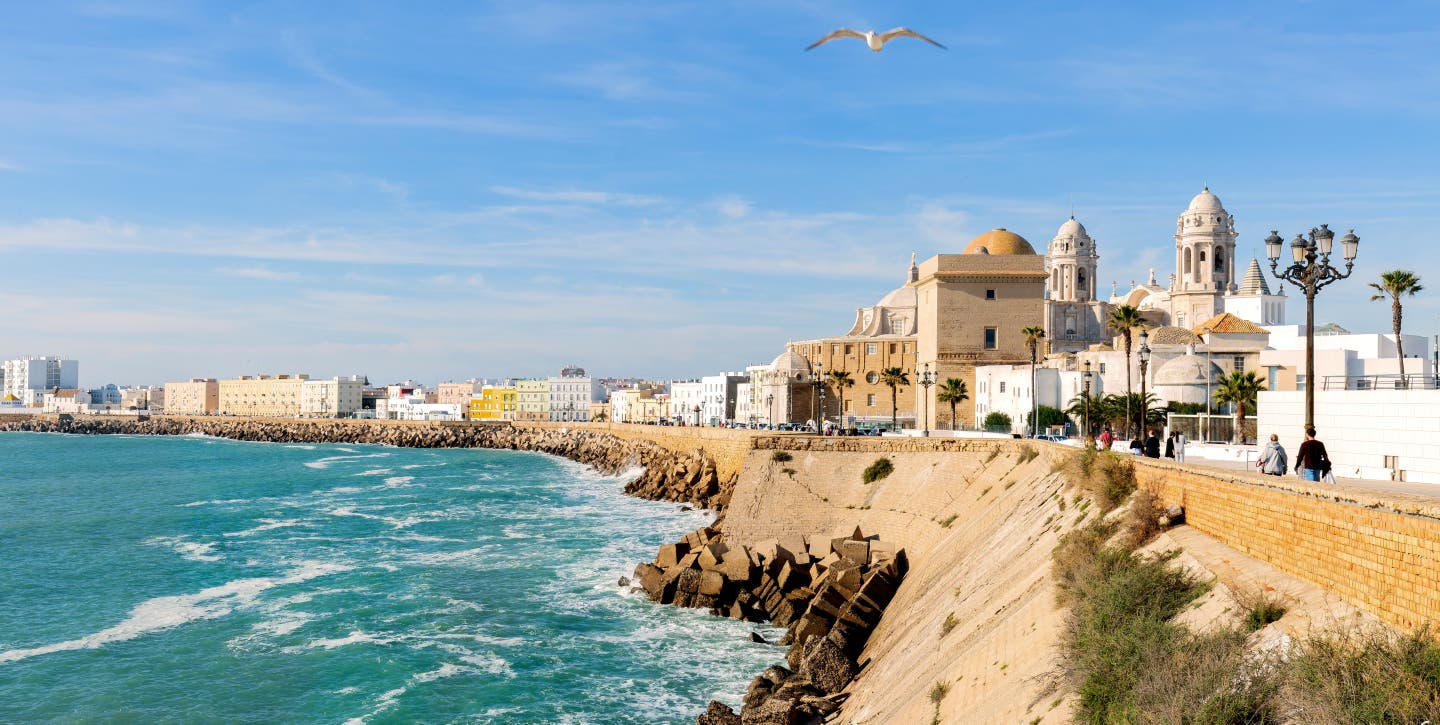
[750,631,769,644]
[696,700,741,725]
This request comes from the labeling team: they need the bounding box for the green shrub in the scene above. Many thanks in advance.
[941,612,958,636]
[1018,445,1039,464]
[939,514,958,528]
[1063,448,1135,513]
[982,411,1012,431]
[1281,626,1440,723]
[862,457,894,484]
[771,450,792,463]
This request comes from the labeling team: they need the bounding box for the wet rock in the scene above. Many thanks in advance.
[696,700,742,725]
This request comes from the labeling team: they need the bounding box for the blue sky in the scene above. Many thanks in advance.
[2,0,1439,386]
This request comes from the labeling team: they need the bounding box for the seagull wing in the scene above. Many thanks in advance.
[805,28,866,51]
[878,27,947,49]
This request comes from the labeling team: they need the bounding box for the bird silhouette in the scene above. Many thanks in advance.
[805,27,946,52]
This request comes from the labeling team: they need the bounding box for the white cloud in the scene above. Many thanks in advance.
[219,266,300,282]
[711,195,752,219]
[0,159,19,171]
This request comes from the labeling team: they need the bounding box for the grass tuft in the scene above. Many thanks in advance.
[770,450,792,463]
[862,457,894,484]
[941,612,958,636]
[939,514,958,528]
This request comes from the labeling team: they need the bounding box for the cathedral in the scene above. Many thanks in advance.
[1044,186,1286,351]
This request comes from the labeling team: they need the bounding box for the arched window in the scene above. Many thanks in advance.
[1077,269,1088,301]
[1184,248,1192,276]
[1214,247,1224,272]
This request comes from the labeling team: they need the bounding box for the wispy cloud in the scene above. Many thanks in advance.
[281,30,380,99]
[219,266,300,282]
[489,186,663,206]
[0,159,18,171]
[793,129,1074,157]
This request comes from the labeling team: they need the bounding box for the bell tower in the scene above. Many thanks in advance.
[1169,186,1238,328]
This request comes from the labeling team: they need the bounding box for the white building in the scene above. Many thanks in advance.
[301,376,365,418]
[2,357,79,406]
[702,372,748,426]
[42,389,90,414]
[1044,218,1110,353]
[669,380,704,425]
[547,367,601,422]
[374,397,462,421]
[1260,324,1431,391]
[974,364,1063,433]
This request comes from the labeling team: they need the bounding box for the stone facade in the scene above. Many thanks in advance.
[219,374,309,417]
[164,378,219,415]
[915,235,1048,431]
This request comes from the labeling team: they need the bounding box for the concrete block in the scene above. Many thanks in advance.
[655,542,690,569]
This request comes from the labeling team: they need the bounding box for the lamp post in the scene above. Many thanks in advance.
[765,393,774,429]
[1266,225,1359,429]
[1082,360,1093,442]
[693,403,701,427]
[917,363,936,437]
[1137,329,1151,441]
[808,362,826,433]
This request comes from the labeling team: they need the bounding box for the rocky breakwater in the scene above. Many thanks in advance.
[0,416,731,510]
[631,527,907,724]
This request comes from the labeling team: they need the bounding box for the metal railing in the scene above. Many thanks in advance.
[1320,374,1439,391]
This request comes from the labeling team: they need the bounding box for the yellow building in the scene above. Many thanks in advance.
[515,379,550,421]
[469,386,517,420]
[164,378,219,415]
[218,374,309,417]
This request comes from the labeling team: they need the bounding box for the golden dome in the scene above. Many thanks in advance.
[962,228,1036,255]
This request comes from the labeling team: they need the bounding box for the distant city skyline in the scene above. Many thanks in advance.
[2,1,1438,385]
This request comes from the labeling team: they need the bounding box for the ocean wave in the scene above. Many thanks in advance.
[145,535,222,562]
[382,476,415,488]
[352,468,393,477]
[0,561,351,664]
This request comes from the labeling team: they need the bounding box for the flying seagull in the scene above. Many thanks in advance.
[805,27,946,52]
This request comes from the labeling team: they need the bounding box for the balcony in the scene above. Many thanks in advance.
[1321,374,1438,391]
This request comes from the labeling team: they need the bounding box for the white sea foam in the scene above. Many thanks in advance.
[304,452,393,470]
[223,518,305,538]
[0,561,351,664]
[352,468,393,477]
[283,444,317,451]
[290,630,395,651]
[501,525,533,539]
[382,476,415,487]
[145,535,222,562]
[179,498,249,508]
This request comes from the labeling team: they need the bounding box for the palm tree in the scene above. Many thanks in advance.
[1022,325,1046,437]
[1368,270,1423,380]
[936,378,969,431]
[1213,371,1266,444]
[1106,305,1145,437]
[880,367,910,430]
[827,370,854,428]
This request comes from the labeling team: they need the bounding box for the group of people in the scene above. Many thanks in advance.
[1256,427,1332,482]
[1091,425,1335,484]
[1096,427,1187,461]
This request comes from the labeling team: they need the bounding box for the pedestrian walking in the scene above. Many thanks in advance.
[1128,434,1144,455]
[1295,428,1331,483]
[1164,431,1175,459]
[1256,433,1287,476]
[1173,431,1187,463]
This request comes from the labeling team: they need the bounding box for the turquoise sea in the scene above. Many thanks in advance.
[0,432,781,723]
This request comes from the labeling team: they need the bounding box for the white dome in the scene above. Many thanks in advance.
[1154,353,1223,387]
[770,349,810,374]
[875,284,917,309]
[1056,217,1087,238]
[1187,186,1225,212]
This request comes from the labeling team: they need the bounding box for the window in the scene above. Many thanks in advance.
[866,372,879,384]
[866,343,877,355]
[999,382,1007,393]
[866,394,876,406]
[986,289,996,300]
[984,327,998,349]
[844,344,853,355]
[1232,355,1245,373]
[889,343,897,354]
[1099,363,1107,374]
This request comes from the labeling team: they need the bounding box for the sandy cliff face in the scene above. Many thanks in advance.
[723,441,1080,724]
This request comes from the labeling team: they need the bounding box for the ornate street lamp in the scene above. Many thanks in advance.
[1137,329,1151,443]
[1081,359,1093,443]
[916,363,936,437]
[765,393,774,429]
[692,403,701,427]
[1266,225,1359,428]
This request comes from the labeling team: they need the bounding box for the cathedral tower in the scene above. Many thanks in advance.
[1044,217,1110,353]
[1168,186,1238,329]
